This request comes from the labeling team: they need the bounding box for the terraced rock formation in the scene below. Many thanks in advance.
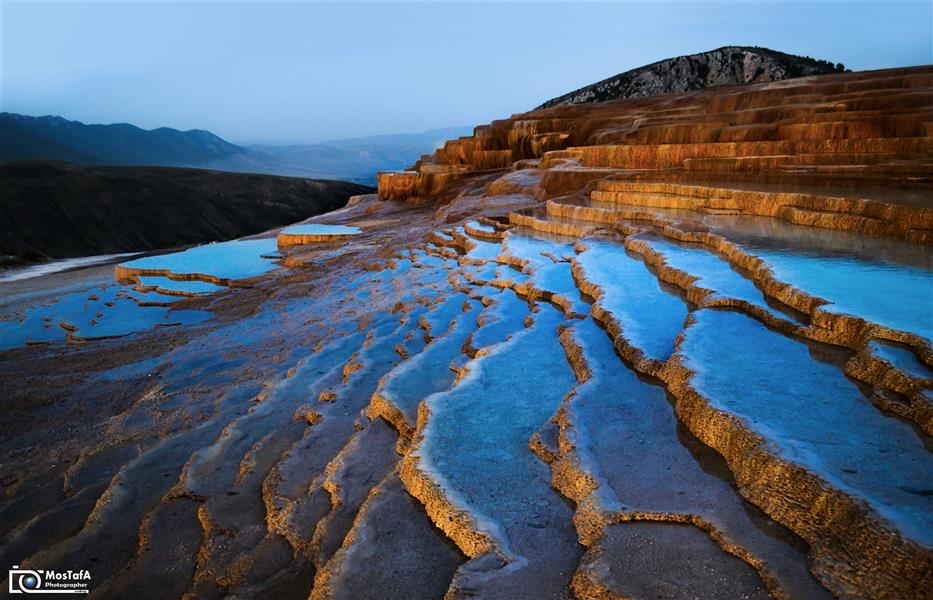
[277,225,362,247]
[1,65,931,599]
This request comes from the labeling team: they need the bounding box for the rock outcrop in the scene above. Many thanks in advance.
[537,46,845,108]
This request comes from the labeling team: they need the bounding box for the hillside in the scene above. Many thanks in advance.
[0,161,371,264]
[537,46,845,108]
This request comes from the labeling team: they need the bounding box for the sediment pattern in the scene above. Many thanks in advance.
[2,66,932,599]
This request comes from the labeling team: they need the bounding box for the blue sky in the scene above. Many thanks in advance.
[2,1,930,143]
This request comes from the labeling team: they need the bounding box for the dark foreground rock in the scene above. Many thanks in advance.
[0,161,372,264]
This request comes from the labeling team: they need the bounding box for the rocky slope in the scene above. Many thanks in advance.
[0,66,931,600]
[0,161,371,263]
[537,46,845,108]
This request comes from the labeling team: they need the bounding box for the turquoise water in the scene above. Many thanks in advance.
[470,288,530,351]
[280,224,361,236]
[502,232,589,314]
[681,309,933,545]
[421,304,575,513]
[495,265,530,285]
[502,231,576,267]
[0,284,211,349]
[466,220,496,233]
[868,340,933,380]
[565,317,830,598]
[137,276,226,295]
[641,237,797,321]
[461,262,500,284]
[380,303,483,423]
[576,239,689,361]
[704,215,933,341]
[416,304,580,590]
[413,252,450,270]
[458,228,504,263]
[421,293,470,338]
[119,239,279,281]
[533,261,590,315]
[751,250,933,341]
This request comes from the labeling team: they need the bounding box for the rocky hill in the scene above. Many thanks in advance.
[0,161,371,263]
[537,46,845,108]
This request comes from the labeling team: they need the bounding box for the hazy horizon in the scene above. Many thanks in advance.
[0,111,472,147]
[2,1,931,143]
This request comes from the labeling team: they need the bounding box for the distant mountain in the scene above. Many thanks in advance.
[249,127,473,184]
[0,112,255,167]
[0,113,470,184]
[537,46,846,108]
[0,161,372,264]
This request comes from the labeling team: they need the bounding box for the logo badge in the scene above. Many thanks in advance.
[8,566,90,594]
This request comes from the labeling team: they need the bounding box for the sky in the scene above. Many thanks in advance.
[1,1,931,144]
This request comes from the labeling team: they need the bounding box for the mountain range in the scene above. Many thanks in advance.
[0,112,470,185]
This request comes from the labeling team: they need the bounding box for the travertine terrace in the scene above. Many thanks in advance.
[277,225,363,247]
[1,66,931,599]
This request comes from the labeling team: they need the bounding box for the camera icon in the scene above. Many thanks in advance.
[8,566,42,594]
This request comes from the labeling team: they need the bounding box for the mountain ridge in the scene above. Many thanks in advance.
[537,46,846,108]
[0,112,244,165]
[0,112,471,184]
